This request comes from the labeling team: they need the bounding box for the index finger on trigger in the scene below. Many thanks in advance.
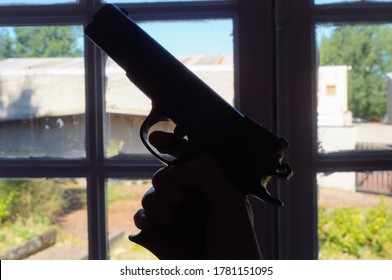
[149,131,188,158]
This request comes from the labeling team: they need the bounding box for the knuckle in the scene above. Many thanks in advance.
[151,167,169,188]
[141,187,156,209]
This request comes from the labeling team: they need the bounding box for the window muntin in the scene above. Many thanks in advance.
[316,23,392,153]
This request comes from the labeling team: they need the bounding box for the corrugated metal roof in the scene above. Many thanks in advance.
[0,55,234,121]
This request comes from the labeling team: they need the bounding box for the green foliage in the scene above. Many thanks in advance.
[0,29,14,59]
[106,139,125,158]
[319,198,392,259]
[319,25,392,121]
[364,199,392,257]
[0,179,70,252]
[0,191,14,223]
[0,26,82,59]
[0,179,68,225]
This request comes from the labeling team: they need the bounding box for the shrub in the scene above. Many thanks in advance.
[0,179,67,225]
[319,197,392,259]
[364,198,392,258]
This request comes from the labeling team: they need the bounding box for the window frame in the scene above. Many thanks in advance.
[1,0,279,260]
[276,0,392,259]
[4,0,391,260]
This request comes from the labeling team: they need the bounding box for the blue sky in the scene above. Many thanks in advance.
[138,20,233,55]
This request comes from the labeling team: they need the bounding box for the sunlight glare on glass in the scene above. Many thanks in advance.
[315,0,392,4]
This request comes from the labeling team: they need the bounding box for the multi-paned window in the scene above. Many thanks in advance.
[0,0,248,260]
[277,0,392,259]
[1,0,391,260]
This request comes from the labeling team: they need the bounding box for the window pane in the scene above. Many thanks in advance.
[0,26,85,158]
[104,0,229,3]
[104,19,234,158]
[315,0,392,4]
[317,171,392,259]
[106,179,157,260]
[316,23,392,153]
[0,178,88,260]
[0,0,76,5]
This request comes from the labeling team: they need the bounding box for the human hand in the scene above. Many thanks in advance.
[129,131,262,260]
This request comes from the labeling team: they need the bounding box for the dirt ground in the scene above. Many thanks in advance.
[55,199,142,242]
[318,187,392,208]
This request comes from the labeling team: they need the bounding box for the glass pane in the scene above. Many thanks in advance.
[0,25,85,158]
[104,19,234,158]
[315,0,392,4]
[0,178,88,260]
[106,179,157,260]
[0,0,76,5]
[317,171,392,259]
[316,23,392,153]
[104,0,229,3]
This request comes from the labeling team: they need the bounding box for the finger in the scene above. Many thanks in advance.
[167,156,242,200]
[149,131,188,158]
[141,187,174,226]
[152,168,186,206]
[133,208,153,230]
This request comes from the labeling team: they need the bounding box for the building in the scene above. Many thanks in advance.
[1,58,391,160]
[0,55,233,158]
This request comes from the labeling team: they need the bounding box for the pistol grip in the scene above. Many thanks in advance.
[129,190,208,260]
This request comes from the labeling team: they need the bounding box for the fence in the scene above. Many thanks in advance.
[355,142,392,196]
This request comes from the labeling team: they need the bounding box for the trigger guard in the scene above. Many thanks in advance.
[140,109,175,165]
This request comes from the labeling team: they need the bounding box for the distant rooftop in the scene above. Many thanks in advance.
[0,54,233,121]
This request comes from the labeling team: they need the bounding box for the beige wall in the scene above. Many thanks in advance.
[318,66,351,126]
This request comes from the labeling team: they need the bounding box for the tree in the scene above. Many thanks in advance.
[0,29,14,59]
[0,25,82,59]
[14,26,82,58]
[319,25,392,121]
